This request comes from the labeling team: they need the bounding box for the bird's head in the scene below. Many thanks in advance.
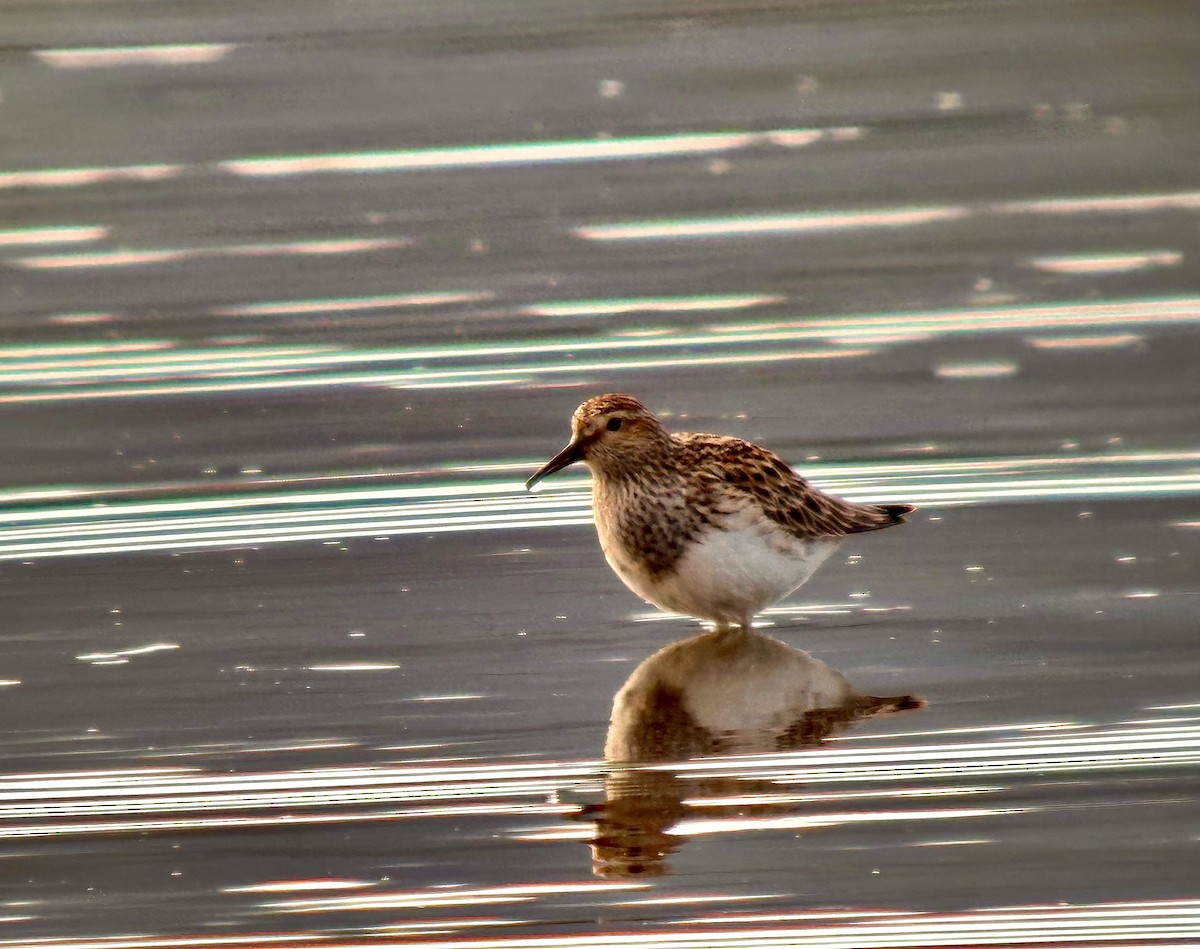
[525,393,670,489]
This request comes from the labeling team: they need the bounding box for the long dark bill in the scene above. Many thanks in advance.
[525,439,583,490]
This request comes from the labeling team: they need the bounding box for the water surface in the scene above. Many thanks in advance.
[1,0,1199,944]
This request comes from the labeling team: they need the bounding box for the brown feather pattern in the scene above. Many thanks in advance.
[675,433,913,540]
[592,430,911,580]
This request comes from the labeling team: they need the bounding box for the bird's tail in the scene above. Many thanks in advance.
[841,501,916,533]
[880,503,916,524]
[854,693,927,717]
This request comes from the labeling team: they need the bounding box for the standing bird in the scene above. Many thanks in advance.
[525,393,913,630]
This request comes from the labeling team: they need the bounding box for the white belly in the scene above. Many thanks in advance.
[603,512,840,625]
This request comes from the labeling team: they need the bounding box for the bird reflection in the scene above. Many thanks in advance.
[581,628,924,877]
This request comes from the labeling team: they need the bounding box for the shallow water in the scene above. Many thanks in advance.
[2,0,1199,944]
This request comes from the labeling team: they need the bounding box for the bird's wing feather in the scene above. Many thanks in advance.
[676,433,912,539]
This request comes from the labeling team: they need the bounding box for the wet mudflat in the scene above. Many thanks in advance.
[1,0,1199,945]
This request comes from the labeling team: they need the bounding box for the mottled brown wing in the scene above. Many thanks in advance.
[676,433,914,539]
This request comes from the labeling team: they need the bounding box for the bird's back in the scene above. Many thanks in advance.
[674,432,914,540]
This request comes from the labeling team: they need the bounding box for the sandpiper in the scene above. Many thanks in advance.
[526,393,914,629]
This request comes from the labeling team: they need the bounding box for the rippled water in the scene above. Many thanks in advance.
[2,0,1199,945]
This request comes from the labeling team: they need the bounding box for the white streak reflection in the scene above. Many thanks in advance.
[998,191,1200,214]
[0,720,1192,840]
[222,878,377,893]
[669,723,1200,780]
[523,295,783,317]
[0,715,1194,946]
[35,44,236,68]
[1027,333,1143,349]
[0,296,1194,403]
[0,226,108,247]
[576,190,1200,242]
[1026,251,1183,274]
[213,291,491,317]
[261,881,644,914]
[0,164,181,189]
[11,237,411,270]
[0,893,1194,949]
[13,249,189,269]
[0,449,1196,560]
[575,206,969,241]
[0,341,172,359]
[671,806,1027,836]
[303,663,401,672]
[219,128,829,177]
[76,643,179,664]
[934,361,1019,379]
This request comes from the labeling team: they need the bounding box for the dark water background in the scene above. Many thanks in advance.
[1,0,1199,944]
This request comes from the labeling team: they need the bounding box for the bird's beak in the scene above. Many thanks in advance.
[525,439,583,490]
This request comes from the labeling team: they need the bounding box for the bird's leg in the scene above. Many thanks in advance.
[712,618,736,634]
[713,614,753,638]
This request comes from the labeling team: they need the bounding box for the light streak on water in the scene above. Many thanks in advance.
[0,449,1195,560]
[575,190,1200,242]
[0,296,1194,403]
[0,125,846,197]
[302,663,402,672]
[523,295,784,317]
[76,643,179,664]
[142,739,362,758]
[217,128,830,177]
[0,345,865,400]
[575,206,970,241]
[0,226,108,247]
[0,716,1195,943]
[701,296,1199,341]
[34,44,237,68]
[0,720,1193,840]
[933,361,1019,379]
[0,800,569,840]
[670,805,1026,837]
[261,881,645,914]
[0,899,1197,948]
[222,878,378,893]
[47,312,118,325]
[0,935,335,949]
[11,237,411,270]
[685,784,1002,807]
[664,909,917,925]
[11,248,190,269]
[0,164,181,190]
[997,191,1200,214]
[0,340,173,359]
[630,602,910,625]
[666,722,1200,780]
[213,291,492,317]
[0,448,1195,561]
[0,343,343,385]
[1026,333,1143,349]
[1026,251,1183,274]
[614,894,780,908]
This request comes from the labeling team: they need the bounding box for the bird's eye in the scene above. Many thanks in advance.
[606,417,623,432]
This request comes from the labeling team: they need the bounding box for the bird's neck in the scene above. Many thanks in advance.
[588,434,677,489]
